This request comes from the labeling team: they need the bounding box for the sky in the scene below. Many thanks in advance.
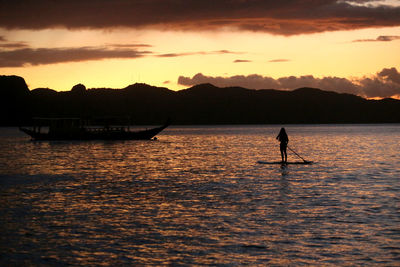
[1,0,400,99]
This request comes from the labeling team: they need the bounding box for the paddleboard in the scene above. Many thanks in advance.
[257,161,313,165]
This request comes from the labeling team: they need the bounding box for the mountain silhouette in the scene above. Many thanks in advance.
[0,75,30,125]
[1,75,399,125]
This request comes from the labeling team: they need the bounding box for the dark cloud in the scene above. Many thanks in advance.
[359,77,400,98]
[178,67,400,98]
[277,75,360,95]
[0,0,399,35]
[378,67,400,84]
[0,46,151,67]
[353,35,400,42]
[376,35,400,41]
[178,73,281,89]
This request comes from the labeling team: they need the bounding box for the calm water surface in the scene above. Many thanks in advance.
[1,125,399,265]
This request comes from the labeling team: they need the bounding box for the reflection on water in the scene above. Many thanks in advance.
[1,125,400,265]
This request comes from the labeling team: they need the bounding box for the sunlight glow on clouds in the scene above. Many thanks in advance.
[343,0,400,7]
[0,1,400,98]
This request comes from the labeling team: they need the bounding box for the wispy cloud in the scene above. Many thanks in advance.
[178,67,400,99]
[1,1,399,35]
[156,50,241,58]
[0,46,151,67]
[0,42,29,49]
[157,53,191,58]
[353,35,400,42]
[234,59,251,63]
[0,36,242,66]
[106,43,152,48]
[269,59,290,63]
[217,50,242,54]
[0,36,29,49]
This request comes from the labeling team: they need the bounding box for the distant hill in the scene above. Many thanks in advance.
[1,75,399,125]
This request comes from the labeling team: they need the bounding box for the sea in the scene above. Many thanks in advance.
[0,124,399,266]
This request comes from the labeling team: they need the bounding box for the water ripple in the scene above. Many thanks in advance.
[1,125,400,265]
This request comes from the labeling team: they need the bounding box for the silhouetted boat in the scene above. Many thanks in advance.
[19,118,170,141]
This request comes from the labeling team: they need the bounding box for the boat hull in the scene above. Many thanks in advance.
[20,122,169,141]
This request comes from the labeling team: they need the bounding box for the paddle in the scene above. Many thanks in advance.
[287,146,312,164]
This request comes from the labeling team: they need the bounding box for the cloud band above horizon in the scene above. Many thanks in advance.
[1,0,400,35]
[178,68,400,99]
[0,35,243,67]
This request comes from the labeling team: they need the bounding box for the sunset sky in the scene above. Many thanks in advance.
[1,0,400,98]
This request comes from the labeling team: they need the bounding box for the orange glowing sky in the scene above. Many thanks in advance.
[1,0,400,98]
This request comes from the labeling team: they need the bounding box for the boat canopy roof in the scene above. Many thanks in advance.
[32,117,81,121]
[31,117,83,127]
